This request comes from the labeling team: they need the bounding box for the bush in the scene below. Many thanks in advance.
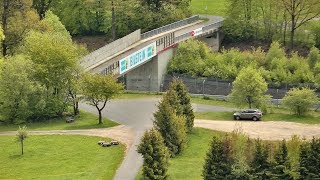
[282,88,318,116]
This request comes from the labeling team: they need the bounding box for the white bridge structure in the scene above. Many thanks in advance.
[80,15,224,91]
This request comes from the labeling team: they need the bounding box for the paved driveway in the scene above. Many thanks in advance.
[78,98,236,180]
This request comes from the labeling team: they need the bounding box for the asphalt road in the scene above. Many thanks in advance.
[79,98,235,180]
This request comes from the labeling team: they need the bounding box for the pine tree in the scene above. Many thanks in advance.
[271,140,293,179]
[137,129,170,180]
[250,139,272,179]
[299,137,320,179]
[168,79,195,133]
[202,136,233,179]
[153,97,187,157]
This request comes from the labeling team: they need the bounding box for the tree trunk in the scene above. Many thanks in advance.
[98,110,102,124]
[2,0,9,57]
[290,15,295,50]
[111,0,116,41]
[21,140,24,155]
[73,101,79,116]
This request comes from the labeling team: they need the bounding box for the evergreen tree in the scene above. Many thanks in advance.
[168,79,195,133]
[153,97,187,157]
[137,128,169,180]
[271,140,293,179]
[299,138,320,179]
[202,136,233,179]
[250,139,272,179]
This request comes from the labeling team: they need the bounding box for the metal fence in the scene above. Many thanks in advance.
[162,74,320,99]
[141,15,200,39]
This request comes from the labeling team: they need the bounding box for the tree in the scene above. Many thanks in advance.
[0,0,39,56]
[271,140,293,179]
[230,66,269,108]
[137,128,170,179]
[81,73,123,124]
[168,79,194,133]
[250,139,272,179]
[16,126,28,155]
[32,0,53,19]
[202,136,233,179]
[153,96,187,157]
[308,47,320,70]
[282,88,318,116]
[299,138,320,179]
[281,0,320,49]
[230,132,250,179]
[0,55,44,124]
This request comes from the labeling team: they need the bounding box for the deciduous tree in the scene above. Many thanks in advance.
[230,66,269,108]
[81,73,123,124]
[16,126,28,155]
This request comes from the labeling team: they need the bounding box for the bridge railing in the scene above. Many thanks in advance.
[141,15,200,39]
[80,29,141,70]
[174,19,224,43]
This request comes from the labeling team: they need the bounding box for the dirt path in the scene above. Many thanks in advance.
[0,125,135,153]
[195,119,320,140]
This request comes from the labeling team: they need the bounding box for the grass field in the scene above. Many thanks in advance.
[195,109,320,124]
[191,0,228,16]
[0,110,118,132]
[0,135,125,179]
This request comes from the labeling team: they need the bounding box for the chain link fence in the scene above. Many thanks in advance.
[162,74,319,99]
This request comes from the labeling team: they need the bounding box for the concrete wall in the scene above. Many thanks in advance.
[125,47,175,92]
[80,29,141,70]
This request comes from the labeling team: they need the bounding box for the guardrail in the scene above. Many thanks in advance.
[174,20,223,43]
[141,15,200,39]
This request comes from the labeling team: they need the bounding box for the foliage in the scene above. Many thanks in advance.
[153,96,187,157]
[223,0,320,48]
[0,55,45,124]
[16,125,28,155]
[299,138,320,179]
[250,139,272,179]
[0,135,125,179]
[282,88,318,116]
[137,128,170,179]
[202,136,233,179]
[271,140,293,179]
[168,79,195,133]
[168,39,210,76]
[230,66,269,108]
[81,73,123,124]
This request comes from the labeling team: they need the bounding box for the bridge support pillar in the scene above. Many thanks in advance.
[196,30,222,51]
[125,48,175,92]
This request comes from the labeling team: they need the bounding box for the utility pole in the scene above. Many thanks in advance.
[111,0,116,41]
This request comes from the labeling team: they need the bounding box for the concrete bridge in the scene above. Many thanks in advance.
[80,15,224,91]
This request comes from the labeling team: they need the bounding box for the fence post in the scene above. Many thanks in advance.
[202,79,206,96]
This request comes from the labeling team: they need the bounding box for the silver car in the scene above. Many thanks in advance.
[233,109,262,121]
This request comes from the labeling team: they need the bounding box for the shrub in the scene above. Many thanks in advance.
[282,88,318,116]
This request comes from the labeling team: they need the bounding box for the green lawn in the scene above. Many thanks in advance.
[0,110,119,132]
[191,96,236,108]
[191,0,228,16]
[136,128,225,179]
[195,109,320,124]
[0,135,125,179]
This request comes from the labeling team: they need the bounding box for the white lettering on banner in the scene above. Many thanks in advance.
[119,42,157,74]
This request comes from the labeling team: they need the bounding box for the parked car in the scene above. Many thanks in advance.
[233,109,262,121]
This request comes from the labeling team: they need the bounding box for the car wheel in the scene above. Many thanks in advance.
[252,116,258,121]
[235,116,240,120]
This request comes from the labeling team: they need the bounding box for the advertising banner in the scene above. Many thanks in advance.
[119,42,157,74]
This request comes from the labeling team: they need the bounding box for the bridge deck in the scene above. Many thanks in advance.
[83,16,223,75]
